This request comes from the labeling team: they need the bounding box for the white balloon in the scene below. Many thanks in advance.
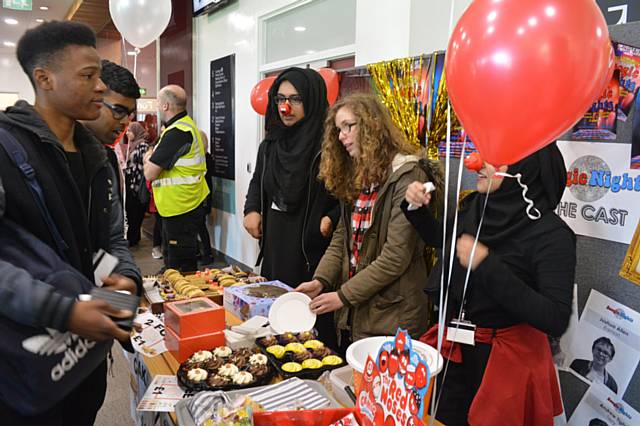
[109,0,172,49]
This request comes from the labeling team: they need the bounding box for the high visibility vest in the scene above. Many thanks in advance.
[152,115,209,217]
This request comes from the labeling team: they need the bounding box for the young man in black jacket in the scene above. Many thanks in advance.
[0,21,141,425]
[82,59,140,199]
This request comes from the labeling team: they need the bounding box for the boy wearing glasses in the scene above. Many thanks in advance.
[570,336,619,393]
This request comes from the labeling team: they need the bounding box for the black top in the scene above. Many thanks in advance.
[402,200,576,336]
[150,111,192,170]
[66,151,88,209]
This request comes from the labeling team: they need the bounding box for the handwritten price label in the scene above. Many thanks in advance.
[130,312,167,357]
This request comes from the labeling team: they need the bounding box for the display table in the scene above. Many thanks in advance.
[139,310,443,426]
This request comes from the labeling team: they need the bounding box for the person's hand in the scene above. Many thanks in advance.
[67,300,133,342]
[102,273,138,295]
[143,149,153,163]
[405,181,432,208]
[243,212,262,239]
[320,216,333,238]
[295,280,323,299]
[309,292,344,315]
[456,234,489,271]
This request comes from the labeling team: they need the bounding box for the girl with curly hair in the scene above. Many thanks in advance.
[297,93,440,351]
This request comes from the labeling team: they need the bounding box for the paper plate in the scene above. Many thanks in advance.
[268,292,316,334]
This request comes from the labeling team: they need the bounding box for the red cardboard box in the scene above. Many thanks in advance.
[165,326,225,363]
[164,297,225,338]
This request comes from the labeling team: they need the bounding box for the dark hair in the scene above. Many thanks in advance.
[16,21,96,86]
[100,59,141,100]
[589,418,609,426]
[593,337,615,359]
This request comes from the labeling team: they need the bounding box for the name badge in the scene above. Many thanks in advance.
[446,319,476,346]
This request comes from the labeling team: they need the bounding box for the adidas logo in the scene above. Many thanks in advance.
[22,329,97,382]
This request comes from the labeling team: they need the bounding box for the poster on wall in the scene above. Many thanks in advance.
[631,95,640,169]
[571,70,620,141]
[210,54,236,214]
[568,384,640,426]
[596,1,640,26]
[614,42,640,122]
[566,290,640,397]
[556,140,640,244]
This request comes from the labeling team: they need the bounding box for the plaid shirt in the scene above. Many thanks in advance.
[350,185,379,277]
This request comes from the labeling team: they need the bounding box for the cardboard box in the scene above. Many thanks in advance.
[165,326,225,363]
[223,281,293,321]
[164,297,225,338]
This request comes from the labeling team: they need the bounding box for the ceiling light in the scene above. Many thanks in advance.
[294,26,306,32]
[39,6,49,11]
[4,18,18,25]
[36,19,44,23]
[3,41,16,47]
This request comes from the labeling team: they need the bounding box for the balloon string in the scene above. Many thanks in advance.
[430,1,457,425]
[494,172,541,220]
[132,48,140,80]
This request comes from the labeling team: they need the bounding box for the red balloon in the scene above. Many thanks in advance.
[250,76,276,115]
[446,0,613,165]
[319,68,340,106]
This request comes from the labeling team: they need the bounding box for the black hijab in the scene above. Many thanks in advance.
[460,142,567,246]
[262,67,328,212]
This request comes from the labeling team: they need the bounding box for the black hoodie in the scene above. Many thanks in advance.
[0,101,141,331]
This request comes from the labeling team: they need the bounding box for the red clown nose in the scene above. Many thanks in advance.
[279,102,292,116]
[464,152,483,172]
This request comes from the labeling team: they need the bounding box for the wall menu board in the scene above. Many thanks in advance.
[210,54,236,213]
[597,1,640,25]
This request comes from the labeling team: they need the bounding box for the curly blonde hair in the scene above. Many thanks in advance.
[319,93,418,202]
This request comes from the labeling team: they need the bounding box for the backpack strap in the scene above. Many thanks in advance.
[0,127,70,261]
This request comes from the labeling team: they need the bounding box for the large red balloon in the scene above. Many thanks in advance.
[250,76,276,115]
[446,0,614,166]
[319,68,340,105]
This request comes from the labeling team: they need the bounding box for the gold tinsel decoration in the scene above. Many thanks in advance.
[426,66,463,161]
[368,56,429,151]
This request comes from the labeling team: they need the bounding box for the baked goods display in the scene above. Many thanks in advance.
[158,267,265,303]
[256,331,345,379]
[177,346,273,391]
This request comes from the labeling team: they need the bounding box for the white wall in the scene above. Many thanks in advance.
[0,53,34,105]
[193,0,473,269]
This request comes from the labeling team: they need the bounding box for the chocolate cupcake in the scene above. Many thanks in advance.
[203,356,223,371]
[292,350,313,363]
[248,363,269,378]
[207,374,231,388]
[230,354,249,369]
[278,332,298,345]
[297,331,317,342]
[259,335,278,347]
[310,347,332,359]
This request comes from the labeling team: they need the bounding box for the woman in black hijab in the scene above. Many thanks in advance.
[244,67,339,346]
[402,143,576,426]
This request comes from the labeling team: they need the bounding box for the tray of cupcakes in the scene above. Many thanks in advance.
[176,346,274,392]
[256,331,345,380]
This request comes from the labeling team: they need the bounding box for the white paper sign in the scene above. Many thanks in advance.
[137,375,194,412]
[556,141,640,243]
[568,384,640,426]
[566,290,640,397]
[130,311,167,357]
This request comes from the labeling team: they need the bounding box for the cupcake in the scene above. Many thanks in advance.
[284,342,306,354]
[301,359,323,370]
[213,346,232,358]
[249,353,268,366]
[248,363,269,378]
[230,354,249,369]
[278,332,298,345]
[204,357,224,371]
[207,374,231,388]
[218,363,239,377]
[281,362,303,373]
[190,350,213,363]
[310,347,332,359]
[292,350,313,363]
[303,340,324,350]
[232,371,254,385]
[297,331,317,342]
[186,368,208,383]
[266,345,286,359]
[322,355,344,366]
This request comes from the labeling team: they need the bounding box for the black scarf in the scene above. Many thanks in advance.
[460,142,567,246]
[262,67,328,212]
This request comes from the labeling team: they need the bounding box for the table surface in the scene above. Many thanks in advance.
[143,310,443,425]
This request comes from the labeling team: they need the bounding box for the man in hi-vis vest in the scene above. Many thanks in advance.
[143,85,209,272]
